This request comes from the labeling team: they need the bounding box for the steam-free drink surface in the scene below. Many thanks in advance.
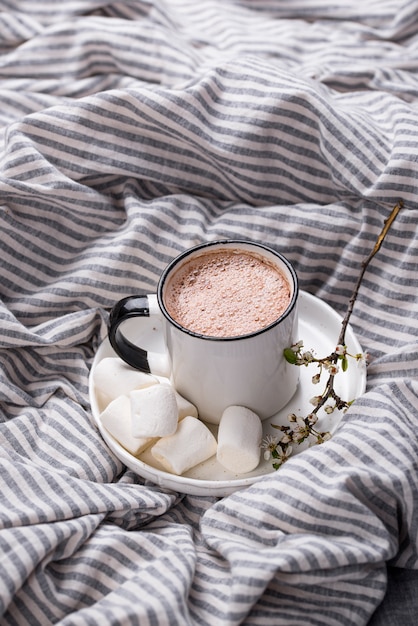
[164,249,291,337]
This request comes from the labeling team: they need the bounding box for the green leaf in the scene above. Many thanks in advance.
[341,355,348,372]
[283,347,297,364]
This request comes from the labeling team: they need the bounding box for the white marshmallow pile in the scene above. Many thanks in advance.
[94,357,215,475]
[93,356,263,477]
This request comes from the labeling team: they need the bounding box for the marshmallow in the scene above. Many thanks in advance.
[151,416,217,475]
[99,395,155,456]
[216,405,262,474]
[174,391,198,420]
[93,357,158,409]
[130,383,179,438]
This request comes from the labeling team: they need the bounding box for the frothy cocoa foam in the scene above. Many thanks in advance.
[164,249,291,337]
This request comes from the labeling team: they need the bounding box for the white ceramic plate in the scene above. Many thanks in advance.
[89,291,366,497]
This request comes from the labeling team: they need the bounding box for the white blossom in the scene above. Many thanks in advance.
[309,395,322,406]
[260,434,279,460]
[307,413,318,425]
[276,445,293,464]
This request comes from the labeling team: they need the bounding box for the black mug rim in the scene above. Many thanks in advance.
[157,239,299,342]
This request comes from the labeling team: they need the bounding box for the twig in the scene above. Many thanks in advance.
[338,200,403,344]
[263,201,403,469]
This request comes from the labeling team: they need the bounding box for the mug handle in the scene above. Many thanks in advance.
[108,294,171,378]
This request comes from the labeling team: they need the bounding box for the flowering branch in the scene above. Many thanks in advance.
[262,200,403,470]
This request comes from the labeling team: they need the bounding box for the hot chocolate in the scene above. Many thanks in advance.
[163,248,291,337]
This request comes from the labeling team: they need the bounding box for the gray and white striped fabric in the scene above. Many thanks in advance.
[1,1,418,624]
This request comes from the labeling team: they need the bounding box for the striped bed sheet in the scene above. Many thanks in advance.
[1,1,418,624]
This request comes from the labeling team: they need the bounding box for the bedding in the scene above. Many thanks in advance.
[1,0,418,624]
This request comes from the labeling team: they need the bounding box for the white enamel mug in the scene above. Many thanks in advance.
[108,240,299,424]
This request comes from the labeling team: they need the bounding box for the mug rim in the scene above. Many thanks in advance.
[157,239,299,342]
